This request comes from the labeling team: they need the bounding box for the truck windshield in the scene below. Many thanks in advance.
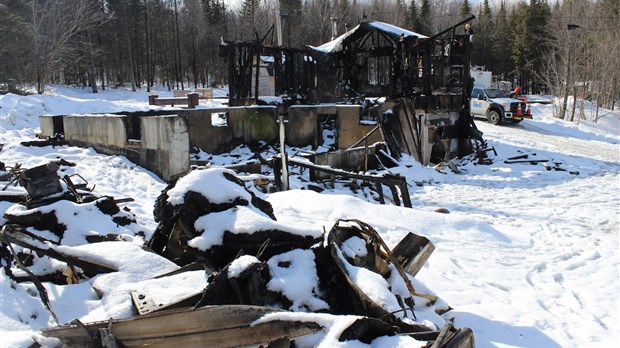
[483,89,506,98]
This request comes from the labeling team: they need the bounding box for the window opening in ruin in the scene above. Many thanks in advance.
[211,112,228,127]
[360,109,378,125]
[367,56,391,86]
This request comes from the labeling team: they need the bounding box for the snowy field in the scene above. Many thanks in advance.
[0,86,619,347]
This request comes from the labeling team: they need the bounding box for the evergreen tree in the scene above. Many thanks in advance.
[395,0,408,27]
[527,0,551,92]
[405,0,420,32]
[419,0,432,35]
[510,2,530,86]
[493,1,513,80]
[280,0,303,46]
[460,0,472,17]
[472,0,494,70]
[0,0,34,88]
[203,0,226,26]
[240,0,260,40]
[369,0,381,21]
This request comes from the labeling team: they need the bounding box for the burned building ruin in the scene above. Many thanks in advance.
[220,15,482,164]
[36,17,484,206]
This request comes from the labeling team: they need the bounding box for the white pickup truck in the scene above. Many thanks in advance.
[470,87,531,125]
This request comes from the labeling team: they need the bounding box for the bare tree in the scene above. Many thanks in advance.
[538,0,619,121]
[31,0,107,94]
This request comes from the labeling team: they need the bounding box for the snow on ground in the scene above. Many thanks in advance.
[0,86,619,347]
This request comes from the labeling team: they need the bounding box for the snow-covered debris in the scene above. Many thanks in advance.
[5,197,141,246]
[121,167,464,345]
[0,86,618,347]
[147,167,322,267]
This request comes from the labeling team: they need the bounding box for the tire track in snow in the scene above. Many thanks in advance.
[410,118,619,345]
[478,121,620,163]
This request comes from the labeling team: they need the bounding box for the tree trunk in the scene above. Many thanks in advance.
[88,31,98,93]
[174,0,184,90]
[559,46,570,120]
[144,0,151,92]
[123,0,136,92]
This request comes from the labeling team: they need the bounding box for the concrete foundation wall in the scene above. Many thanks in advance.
[287,105,382,150]
[39,116,57,138]
[140,115,190,180]
[63,114,128,155]
[287,106,319,148]
[182,106,277,154]
[40,104,388,182]
[311,144,385,180]
[336,105,382,149]
[38,115,66,139]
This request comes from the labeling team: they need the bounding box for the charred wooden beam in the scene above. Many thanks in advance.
[347,125,381,150]
[0,191,28,203]
[275,156,412,208]
[0,224,118,276]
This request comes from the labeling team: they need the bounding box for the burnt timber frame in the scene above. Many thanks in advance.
[220,16,475,106]
[272,156,412,208]
[219,17,480,159]
[219,42,317,106]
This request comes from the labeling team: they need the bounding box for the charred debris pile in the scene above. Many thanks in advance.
[1,160,474,347]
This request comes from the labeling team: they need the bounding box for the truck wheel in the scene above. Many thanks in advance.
[487,110,501,125]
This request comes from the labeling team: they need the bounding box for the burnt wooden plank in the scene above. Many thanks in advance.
[443,328,476,348]
[42,305,322,348]
[148,94,198,108]
[391,232,435,277]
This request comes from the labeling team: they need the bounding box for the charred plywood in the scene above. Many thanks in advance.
[374,99,429,164]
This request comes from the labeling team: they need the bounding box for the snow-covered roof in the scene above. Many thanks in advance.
[365,21,428,40]
[309,21,428,54]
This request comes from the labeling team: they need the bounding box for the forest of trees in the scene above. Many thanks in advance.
[1,0,618,116]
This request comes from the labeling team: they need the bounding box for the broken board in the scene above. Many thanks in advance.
[42,305,322,347]
[392,232,436,277]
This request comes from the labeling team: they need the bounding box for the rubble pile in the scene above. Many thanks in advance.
[0,163,474,347]
[1,161,144,282]
[147,168,321,268]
